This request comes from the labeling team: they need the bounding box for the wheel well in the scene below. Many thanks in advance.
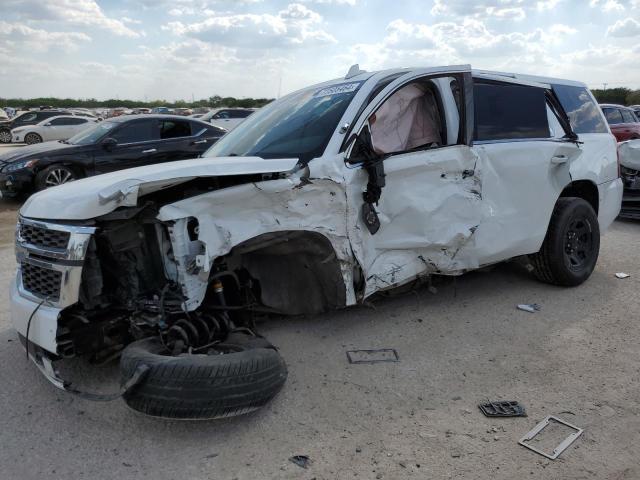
[560,180,599,213]
[222,230,347,315]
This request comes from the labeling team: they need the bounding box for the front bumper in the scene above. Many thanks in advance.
[11,217,95,356]
[0,169,35,197]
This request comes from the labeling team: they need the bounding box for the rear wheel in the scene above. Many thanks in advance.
[0,129,11,144]
[24,132,42,145]
[529,197,600,286]
[34,164,78,190]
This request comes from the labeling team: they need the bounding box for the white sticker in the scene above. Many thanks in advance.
[314,82,361,97]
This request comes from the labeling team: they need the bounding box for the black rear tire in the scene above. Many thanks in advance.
[0,129,10,144]
[120,335,288,420]
[24,132,42,145]
[529,197,600,286]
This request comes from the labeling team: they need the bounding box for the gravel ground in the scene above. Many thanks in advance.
[0,142,638,479]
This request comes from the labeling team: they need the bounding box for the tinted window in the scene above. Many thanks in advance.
[214,111,230,119]
[603,108,623,125]
[552,85,608,134]
[68,122,117,145]
[474,82,549,141]
[15,113,37,123]
[160,120,191,139]
[230,110,252,119]
[112,120,158,143]
[202,125,226,136]
[621,109,637,123]
[68,117,89,125]
[50,117,75,126]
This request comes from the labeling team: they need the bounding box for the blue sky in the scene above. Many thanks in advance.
[1,0,639,101]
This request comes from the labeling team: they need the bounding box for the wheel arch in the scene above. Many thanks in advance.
[559,179,599,214]
[221,229,349,315]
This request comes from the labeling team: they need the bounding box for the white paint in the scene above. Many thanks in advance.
[619,139,640,171]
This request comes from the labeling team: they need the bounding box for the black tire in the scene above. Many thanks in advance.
[0,129,11,144]
[34,164,78,190]
[529,197,600,286]
[24,132,42,145]
[120,335,288,420]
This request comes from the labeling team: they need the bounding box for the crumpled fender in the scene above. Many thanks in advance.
[619,140,640,171]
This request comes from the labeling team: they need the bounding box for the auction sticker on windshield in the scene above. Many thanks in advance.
[314,82,362,97]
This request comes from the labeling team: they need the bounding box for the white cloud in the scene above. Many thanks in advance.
[163,3,336,48]
[3,0,141,37]
[0,21,91,52]
[607,17,640,36]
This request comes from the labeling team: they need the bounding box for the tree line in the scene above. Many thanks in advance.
[3,88,640,110]
[591,88,640,106]
[0,95,274,109]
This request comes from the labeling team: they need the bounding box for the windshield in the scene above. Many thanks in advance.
[68,121,117,145]
[204,81,362,163]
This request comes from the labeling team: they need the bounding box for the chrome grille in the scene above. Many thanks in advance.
[21,262,62,301]
[19,223,70,250]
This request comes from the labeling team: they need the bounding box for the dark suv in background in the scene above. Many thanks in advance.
[0,110,71,144]
[0,115,226,197]
[600,104,640,141]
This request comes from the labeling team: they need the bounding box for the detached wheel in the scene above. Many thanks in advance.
[24,132,43,145]
[0,129,11,144]
[35,164,77,190]
[120,334,288,420]
[530,197,600,286]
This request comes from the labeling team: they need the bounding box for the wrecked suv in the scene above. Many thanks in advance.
[12,65,622,419]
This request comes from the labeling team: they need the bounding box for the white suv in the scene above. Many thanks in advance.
[11,65,622,419]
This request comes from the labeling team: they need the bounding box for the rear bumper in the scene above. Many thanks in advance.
[598,178,623,230]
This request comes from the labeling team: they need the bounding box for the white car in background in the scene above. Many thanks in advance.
[11,115,96,144]
[199,107,255,131]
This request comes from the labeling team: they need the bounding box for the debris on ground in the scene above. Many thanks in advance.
[289,455,312,469]
[346,349,399,364]
[517,304,541,313]
[479,400,527,418]
[615,272,630,279]
[518,415,583,460]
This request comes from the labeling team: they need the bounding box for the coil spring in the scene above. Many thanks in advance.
[166,311,233,349]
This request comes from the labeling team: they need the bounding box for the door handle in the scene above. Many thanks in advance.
[192,139,207,145]
[142,148,157,154]
[551,154,568,165]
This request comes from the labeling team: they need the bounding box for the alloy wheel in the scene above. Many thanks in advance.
[0,131,11,143]
[45,168,75,187]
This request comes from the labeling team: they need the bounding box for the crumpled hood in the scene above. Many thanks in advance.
[619,139,640,171]
[20,156,298,220]
[0,140,76,164]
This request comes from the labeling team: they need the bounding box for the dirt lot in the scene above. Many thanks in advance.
[0,143,638,479]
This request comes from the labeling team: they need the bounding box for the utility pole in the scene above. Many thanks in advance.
[603,83,608,90]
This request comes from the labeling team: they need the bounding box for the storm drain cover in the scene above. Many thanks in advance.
[346,349,399,364]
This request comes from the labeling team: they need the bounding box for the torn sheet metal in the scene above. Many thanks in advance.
[20,156,299,220]
[157,172,356,311]
[619,139,640,171]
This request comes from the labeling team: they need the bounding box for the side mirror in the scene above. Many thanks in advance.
[102,137,118,150]
[44,122,52,127]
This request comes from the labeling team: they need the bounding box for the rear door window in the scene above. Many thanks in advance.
[473,82,550,141]
[551,85,608,133]
[621,109,637,124]
[50,117,75,126]
[112,119,158,144]
[603,108,623,125]
[160,120,192,139]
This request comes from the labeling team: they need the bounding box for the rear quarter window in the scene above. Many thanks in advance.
[603,108,623,125]
[473,82,550,141]
[552,85,609,134]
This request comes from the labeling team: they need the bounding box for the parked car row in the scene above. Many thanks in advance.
[0,115,225,196]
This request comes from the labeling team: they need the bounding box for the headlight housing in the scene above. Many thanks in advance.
[3,159,38,172]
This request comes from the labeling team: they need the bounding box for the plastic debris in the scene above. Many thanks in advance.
[289,455,312,469]
[479,400,527,417]
[517,304,541,313]
[615,272,630,279]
